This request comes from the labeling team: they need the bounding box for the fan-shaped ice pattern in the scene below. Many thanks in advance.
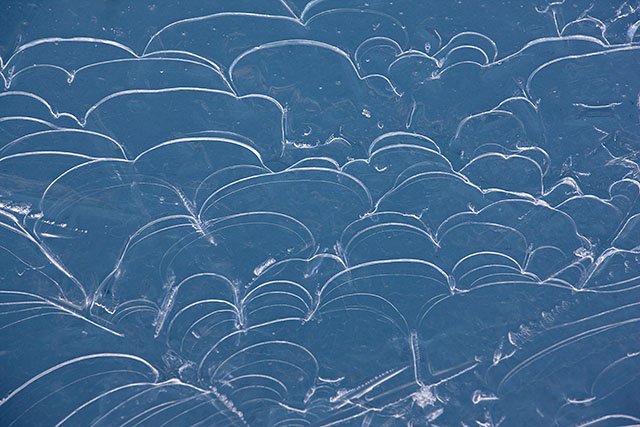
[1,1,640,426]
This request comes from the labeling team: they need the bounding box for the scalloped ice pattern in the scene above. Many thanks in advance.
[1,1,640,426]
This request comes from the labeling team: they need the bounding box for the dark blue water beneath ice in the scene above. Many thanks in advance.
[1,1,640,426]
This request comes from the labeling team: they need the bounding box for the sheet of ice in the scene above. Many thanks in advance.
[1,0,640,425]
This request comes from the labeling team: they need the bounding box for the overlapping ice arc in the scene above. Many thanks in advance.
[1,0,640,425]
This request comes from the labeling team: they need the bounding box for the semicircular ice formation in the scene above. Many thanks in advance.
[1,1,640,426]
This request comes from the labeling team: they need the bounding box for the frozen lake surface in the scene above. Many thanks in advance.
[1,1,640,425]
